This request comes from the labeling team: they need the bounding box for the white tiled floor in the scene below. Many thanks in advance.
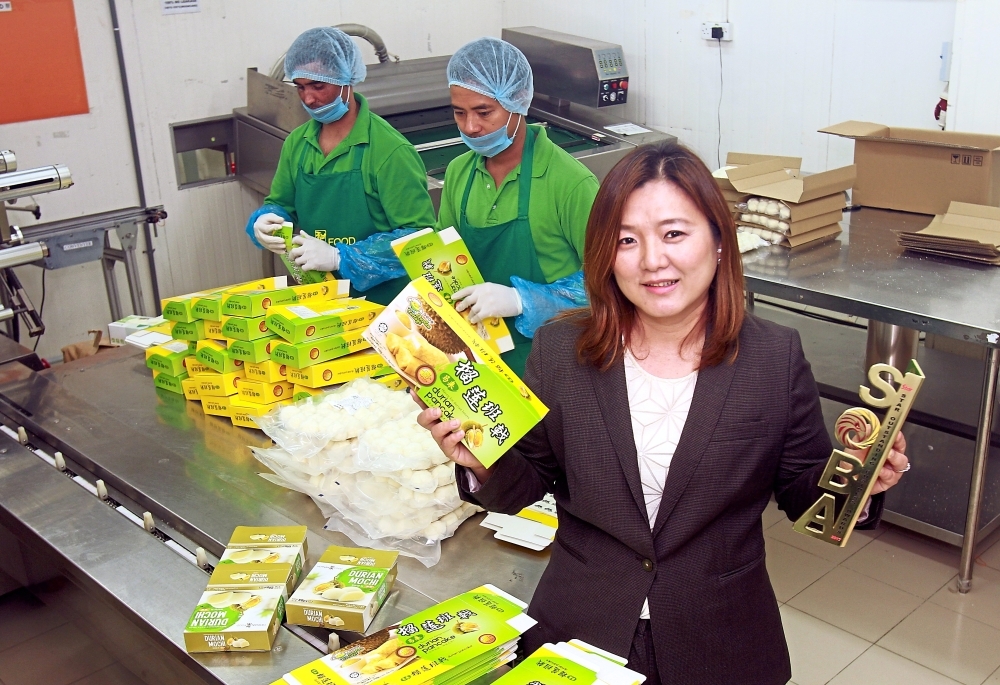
[765,499,1000,685]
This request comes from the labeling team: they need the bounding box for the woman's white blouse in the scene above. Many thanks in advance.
[624,349,698,620]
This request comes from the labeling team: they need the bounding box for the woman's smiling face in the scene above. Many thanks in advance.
[613,179,721,327]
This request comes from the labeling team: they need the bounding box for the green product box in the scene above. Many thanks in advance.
[221,315,272,341]
[270,328,370,368]
[163,277,285,323]
[222,288,297,318]
[277,223,332,285]
[285,584,535,685]
[491,643,644,685]
[153,370,189,395]
[391,227,514,354]
[228,336,280,364]
[171,319,207,341]
[183,564,290,653]
[191,277,288,321]
[196,339,242,374]
[266,299,384,344]
[286,545,398,632]
[145,340,192,376]
[363,279,548,468]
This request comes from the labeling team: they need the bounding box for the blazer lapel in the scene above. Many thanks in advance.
[589,358,646,518]
[651,356,739,538]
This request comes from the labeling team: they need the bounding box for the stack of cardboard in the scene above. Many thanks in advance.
[898,201,1000,265]
[714,153,802,215]
[279,585,536,685]
[716,158,855,247]
[493,641,645,685]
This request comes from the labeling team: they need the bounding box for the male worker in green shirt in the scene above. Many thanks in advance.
[245,27,435,305]
[437,37,598,375]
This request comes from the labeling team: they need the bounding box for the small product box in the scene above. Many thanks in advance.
[223,526,308,586]
[286,546,398,632]
[221,315,272,342]
[291,279,351,304]
[270,328,370,368]
[164,277,286,323]
[364,279,549,467]
[181,376,201,401]
[202,395,234,417]
[153,370,188,395]
[170,319,207,342]
[492,642,645,685]
[230,397,289,428]
[276,224,353,288]
[284,584,536,685]
[228,336,280,364]
[184,357,213,376]
[286,350,387,389]
[373,372,406,391]
[244,359,288,383]
[239,379,294,404]
[145,340,192,376]
[292,384,323,401]
[108,315,167,346]
[266,299,385,345]
[205,319,227,341]
[183,563,291,653]
[125,329,173,350]
[197,370,243,397]
[219,279,343,318]
[196,340,242,374]
[392,227,514,354]
[190,277,288,321]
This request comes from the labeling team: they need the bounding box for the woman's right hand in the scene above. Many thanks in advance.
[416,406,492,483]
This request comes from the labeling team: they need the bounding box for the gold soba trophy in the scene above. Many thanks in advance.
[793,360,925,546]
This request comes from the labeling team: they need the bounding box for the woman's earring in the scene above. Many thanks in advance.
[717,247,722,264]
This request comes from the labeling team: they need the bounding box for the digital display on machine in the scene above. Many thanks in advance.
[595,48,626,76]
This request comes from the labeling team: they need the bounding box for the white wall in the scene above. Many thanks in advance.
[946,0,1000,134]
[1,0,502,360]
[501,0,956,172]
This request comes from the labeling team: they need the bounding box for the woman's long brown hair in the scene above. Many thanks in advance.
[573,142,745,370]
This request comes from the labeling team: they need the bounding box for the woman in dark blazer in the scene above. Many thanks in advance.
[418,143,909,685]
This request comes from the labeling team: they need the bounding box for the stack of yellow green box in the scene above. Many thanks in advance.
[263,298,393,390]
[220,279,352,426]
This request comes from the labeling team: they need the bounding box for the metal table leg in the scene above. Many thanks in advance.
[959,346,1000,592]
[101,234,124,323]
[115,222,146,316]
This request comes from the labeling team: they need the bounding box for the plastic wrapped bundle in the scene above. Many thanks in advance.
[338,228,418,292]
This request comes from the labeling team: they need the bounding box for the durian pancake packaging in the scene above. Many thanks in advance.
[391,227,514,354]
[364,279,548,468]
[286,545,398,631]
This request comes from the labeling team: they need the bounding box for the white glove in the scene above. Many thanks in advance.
[290,231,341,272]
[453,283,522,323]
[253,213,288,254]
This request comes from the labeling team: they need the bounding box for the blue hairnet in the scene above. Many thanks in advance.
[447,37,533,115]
[285,27,366,86]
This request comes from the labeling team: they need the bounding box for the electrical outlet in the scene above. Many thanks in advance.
[701,22,733,41]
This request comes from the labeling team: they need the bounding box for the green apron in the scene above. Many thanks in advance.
[294,143,409,305]
[456,126,547,377]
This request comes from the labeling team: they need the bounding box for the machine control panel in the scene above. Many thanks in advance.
[599,78,629,106]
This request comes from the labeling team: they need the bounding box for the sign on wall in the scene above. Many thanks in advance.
[162,0,200,14]
[0,0,89,124]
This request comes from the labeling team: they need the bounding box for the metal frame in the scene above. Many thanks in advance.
[743,209,1000,592]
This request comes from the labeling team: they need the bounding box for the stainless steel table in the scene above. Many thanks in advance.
[743,207,1000,592]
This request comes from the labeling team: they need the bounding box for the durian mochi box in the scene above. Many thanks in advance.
[363,278,548,468]
[390,227,514,354]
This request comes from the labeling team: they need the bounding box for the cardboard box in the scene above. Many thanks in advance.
[197,370,243,397]
[286,350,387,388]
[821,121,1000,215]
[196,340,242,374]
[244,359,289,383]
[714,152,802,193]
[184,357,214,376]
[230,397,289,428]
[145,340,192,376]
[270,328,370,368]
[108,315,167,346]
[164,277,287,323]
[183,564,290,653]
[202,395,234,417]
[220,525,307,590]
[239,379,294,404]
[737,209,844,236]
[292,384,323,401]
[284,584,535,685]
[190,277,288,321]
[391,228,514,354]
[181,376,201,401]
[266,299,384,344]
[221,281,349,319]
[286,546,398,632]
[726,158,856,204]
[221,315,273,342]
[898,201,1000,264]
[170,319,207,342]
[153,370,188,395]
[205,319,226,341]
[363,279,549,468]
[228,336,280,364]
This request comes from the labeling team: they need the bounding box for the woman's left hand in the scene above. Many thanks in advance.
[867,432,908,495]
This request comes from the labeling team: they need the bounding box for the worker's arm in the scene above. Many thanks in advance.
[559,174,600,263]
[245,135,299,247]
